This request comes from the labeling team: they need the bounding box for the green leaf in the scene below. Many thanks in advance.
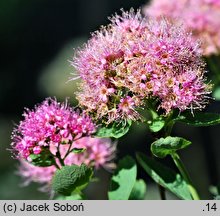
[151,136,191,158]
[213,87,220,100]
[177,112,220,126]
[108,156,137,200]
[136,152,192,200]
[95,120,132,139]
[29,148,55,167]
[52,164,93,196]
[148,117,165,133]
[214,196,220,200]
[71,148,86,154]
[209,185,220,196]
[55,194,83,200]
[129,179,147,200]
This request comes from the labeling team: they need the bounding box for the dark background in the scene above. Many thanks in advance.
[0,0,219,199]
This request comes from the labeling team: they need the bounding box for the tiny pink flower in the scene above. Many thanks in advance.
[17,137,116,192]
[144,0,220,56]
[99,86,115,103]
[33,146,41,155]
[11,98,96,160]
[118,96,135,112]
[118,96,139,121]
[72,10,211,122]
[65,137,116,169]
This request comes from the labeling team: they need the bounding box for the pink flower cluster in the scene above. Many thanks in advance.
[18,137,116,192]
[72,10,211,123]
[65,137,116,169]
[11,98,96,160]
[144,0,220,56]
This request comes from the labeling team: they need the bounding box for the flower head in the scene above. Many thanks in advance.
[18,137,116,192]
[11,98,96,160]
[72,10,211,124]
[65,137,116,169]
[144,0,220,56]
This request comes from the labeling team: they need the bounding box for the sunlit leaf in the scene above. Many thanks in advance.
[151,136,191,158]
[108,156,137,200]
[148,117,165,133]
[136,152,192,200]
[129,179,147,200]
[95,120,132,139]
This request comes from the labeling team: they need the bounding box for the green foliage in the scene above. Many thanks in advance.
[52,164,93,196]
[29,148,55,167]
[55,194,83,200]
[148,117,165,133]
[214,196,220,200]
[71,148,86,154]
[129,179,147,200]
[213,87,220,100]
[95,120,132,139]
[177,112,220,126]
[209,185,220,200]
[108,156,137,200]
[151,136,191,158]
[136,152,192,200]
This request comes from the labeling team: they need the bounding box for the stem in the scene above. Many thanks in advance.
[57,155,65,166]
[54,162,60,170]
[56,143,65,167]
[151,152,167,200]
[171,153,200,200]
[146,99,159,120]
[147,101,200,200]
[158,185,166,200]
[158,118,174,200]
[63,142,73,161]
[147,100,167,200]
[156,119,174,200]
[164,112,174,137]
[63,136,82,161]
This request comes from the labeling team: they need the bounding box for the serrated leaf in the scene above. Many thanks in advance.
[151,136,191,158]
[52,164,93,196]
[108,156,137,200]
[136,152,192,200]
[29,148,55,167]
[148,117,165,133]
[129,179,147,200]
[95,120,132,139]
[177,112,220,126]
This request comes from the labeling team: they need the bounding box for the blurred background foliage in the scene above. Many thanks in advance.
[0,0,219,200]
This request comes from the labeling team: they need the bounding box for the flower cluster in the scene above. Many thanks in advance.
[18,137,116,191]
[11,98,96,160]
[18,160,56,192]
[65,137,116,169]
[72,10,211,124]
[144,0,220,56]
